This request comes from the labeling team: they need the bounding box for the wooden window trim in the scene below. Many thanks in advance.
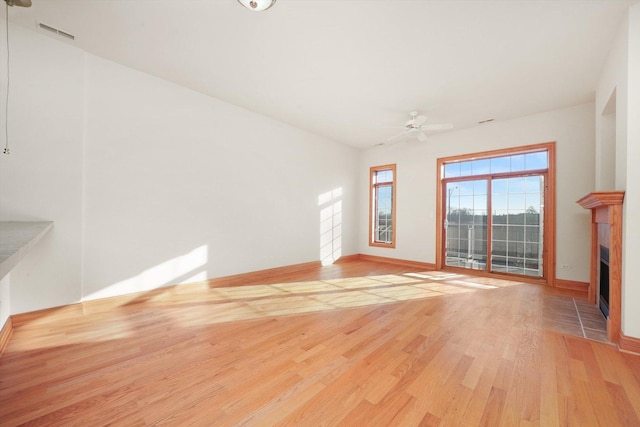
[435,142,556,286]
[369,164,397,248]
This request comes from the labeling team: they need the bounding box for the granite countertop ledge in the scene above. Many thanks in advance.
[0,221,54,281]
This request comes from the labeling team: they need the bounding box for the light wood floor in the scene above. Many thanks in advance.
[1,259,640,426]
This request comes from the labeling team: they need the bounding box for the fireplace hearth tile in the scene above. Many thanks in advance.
[542,294,608,343]
[543,318,583,336]
[583,328,609,343]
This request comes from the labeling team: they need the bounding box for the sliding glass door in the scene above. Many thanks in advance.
[441,146,550,279]
[490,176,544,277]
[445,180,488,270]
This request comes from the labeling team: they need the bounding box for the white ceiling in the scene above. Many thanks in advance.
[7,0,638,148]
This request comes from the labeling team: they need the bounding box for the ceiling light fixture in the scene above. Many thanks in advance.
[4,0,32,7]
[236,0,276,12]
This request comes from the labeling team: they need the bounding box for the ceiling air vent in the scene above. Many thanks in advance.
[37,22,75,41]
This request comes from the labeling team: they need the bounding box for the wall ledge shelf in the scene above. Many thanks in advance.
[0,221,54,281]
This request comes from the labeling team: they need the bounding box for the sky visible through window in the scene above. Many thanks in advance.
[444,151,547,179]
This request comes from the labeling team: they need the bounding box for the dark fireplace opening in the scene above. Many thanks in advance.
[600,245,610,318]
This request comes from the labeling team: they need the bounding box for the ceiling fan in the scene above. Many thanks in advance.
[4,0,32,7]
[387,111,453,143]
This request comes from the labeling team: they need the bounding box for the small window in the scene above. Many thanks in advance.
[370,164,396,247]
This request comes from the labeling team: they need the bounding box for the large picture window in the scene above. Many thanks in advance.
[436,143,555,283]
[370,164,396,248]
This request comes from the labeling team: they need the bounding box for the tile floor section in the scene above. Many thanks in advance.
[543,294,609,343]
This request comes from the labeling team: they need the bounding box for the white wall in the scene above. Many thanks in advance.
[623,4,640,338]
[596,18,628,192]
[595,4,640,339]
[0,5,5,150]
[0,274,9,327]
[82,55,358,300]
[0,24,84,314]
[0,25,358,311]
[359,103,595,283]
[0,5,7,328]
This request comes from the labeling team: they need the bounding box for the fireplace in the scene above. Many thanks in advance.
[577,191,624,344]
[599,245,609,318]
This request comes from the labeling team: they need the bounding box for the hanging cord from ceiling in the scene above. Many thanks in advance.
[3,0,32,154]
[3,1,10,155]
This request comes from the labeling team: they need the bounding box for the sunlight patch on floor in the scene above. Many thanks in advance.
[165,272,523,328]
[448,280,498,290]
[9,272,524,352]
[404,272,464,281]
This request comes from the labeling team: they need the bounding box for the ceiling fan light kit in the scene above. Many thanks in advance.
[405,111,426,129]
[237,0,276,12]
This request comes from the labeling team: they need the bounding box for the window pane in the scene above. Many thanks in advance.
[474,180,487,195]
[525,242,540,257]
[458,181,475,196]
[525,194,541,213]
[492,179,507,194]
[492,256,507,272]
[459,196,474,213]
[508,193,526,211]
[525,152,548,170]
[492,214,508,226]
[375,169,393,184]
[492,236,507,255]
[375,184,393,243]
[509,211,525,225]
[510,154,525,172]
[525,227,541,244]
[525,258,540,269]
[474,195,487,211]
[524,176,542,192]
[377,185,391,200]
[459,161,473,177]
[444,163,460,178]
[491,156,510,173]
[508,225,524,242]
[471,159,490,175]
[492,193,507,213]
[449,196,460,215]
[526,210,540,225]
[507,177,525,193]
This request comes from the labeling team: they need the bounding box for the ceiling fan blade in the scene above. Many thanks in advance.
[421,123,453,131]
[404,128,427,142]
[387,131,408,142]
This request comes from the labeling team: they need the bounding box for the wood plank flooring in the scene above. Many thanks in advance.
[1,259,640,426]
